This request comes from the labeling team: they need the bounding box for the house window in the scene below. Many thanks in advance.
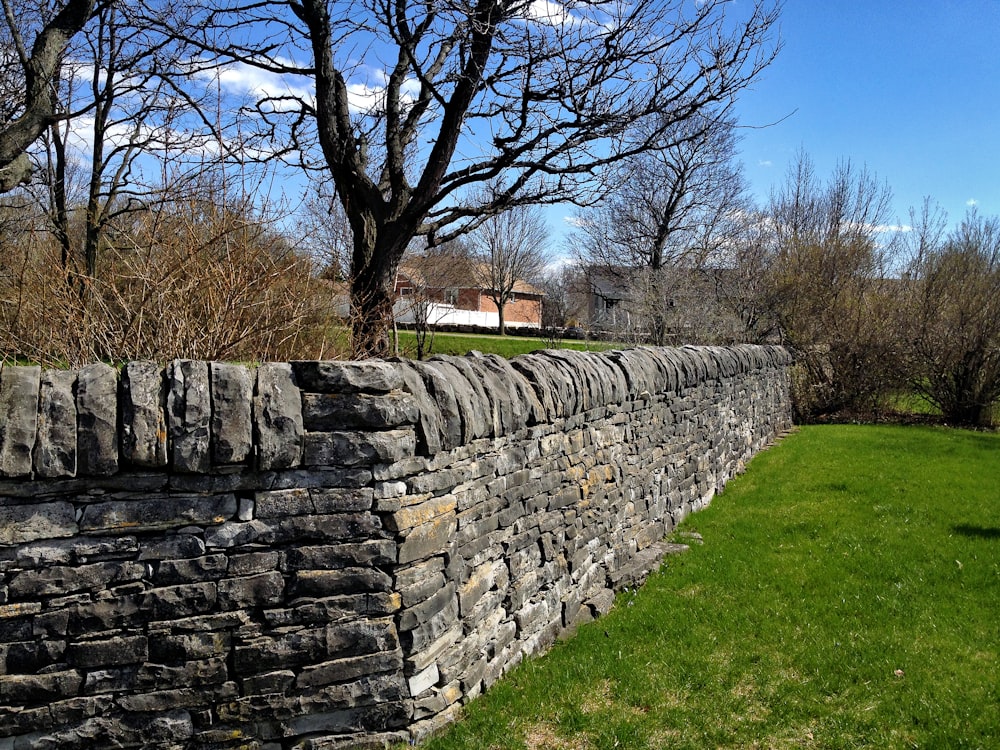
[400,286,413,296]
[445,288,459,305]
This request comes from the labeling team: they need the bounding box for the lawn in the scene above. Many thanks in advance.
[417,424,1000,749]
[392,330,621,359]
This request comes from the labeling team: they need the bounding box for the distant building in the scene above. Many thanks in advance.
[583,264,751,343]
[394,255,543,330]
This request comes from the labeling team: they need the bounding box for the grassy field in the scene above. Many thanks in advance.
[418,425,1000,750]
[392,330,621,359]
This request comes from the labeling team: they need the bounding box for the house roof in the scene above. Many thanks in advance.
[398,255,543,298]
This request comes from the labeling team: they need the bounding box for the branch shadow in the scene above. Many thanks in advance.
[952,524,1000,540]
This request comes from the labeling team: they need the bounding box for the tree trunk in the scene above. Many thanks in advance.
[350,231,406,359]
[497,302,506,336]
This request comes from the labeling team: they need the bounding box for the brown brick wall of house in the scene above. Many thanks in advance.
[477,294,542,325]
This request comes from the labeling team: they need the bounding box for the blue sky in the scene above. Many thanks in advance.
[735,1,1000,228]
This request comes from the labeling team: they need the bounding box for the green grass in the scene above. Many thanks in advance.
[393,330,621,359]
[419,425,1000,749]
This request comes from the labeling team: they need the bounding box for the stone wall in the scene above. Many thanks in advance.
[0,346,792,749]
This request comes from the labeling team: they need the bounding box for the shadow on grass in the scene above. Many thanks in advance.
[952,524,1000,539]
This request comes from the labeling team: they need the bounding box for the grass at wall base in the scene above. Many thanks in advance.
[417,425,1000,750]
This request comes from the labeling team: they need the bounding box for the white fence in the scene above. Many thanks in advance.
[393,300,539,330]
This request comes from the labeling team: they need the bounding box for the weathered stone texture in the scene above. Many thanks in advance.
[0,365,41,478]
[0,345,791,750]
[121,361,168,469]
[254,362,304,470]
[210,363,254,465]
[167,359,211,473]
[34,369,77,478]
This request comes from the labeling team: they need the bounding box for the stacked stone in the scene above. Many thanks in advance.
[0,346,793,749]
[0,360,415,749]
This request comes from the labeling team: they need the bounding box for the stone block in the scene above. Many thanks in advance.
[289,567,393,597]
[0,670,82,704]
[167,359,211,473]
[405,361,462,451]
[210,362,254,464]
[425,358,489,442]
[296,650,404,690]
[227,550,281,576]
[135,656,229,690]
[141,582,218,620]
[407,662,439,697]
[0,500,76,545]
[254,486,315,517]
[458,561,499,616]
[302,391,419,432]
[386,495,457,532]
[67,596,142,635]
[304,429,416,467]
[265,593,401,628]
[79,493,237,533]
[311,487,376,513]
[392,362,443,456]
[149,630,232,664]
[0,364,40,477]
[398,582,456,632]
[283,541,395,571]
[34,369,77,478]
[254,362,304,470]
[154,554,230,584]
[66,634,148,668]
[241,669,295,696]
[397,514,455,565]
[138,535,206,561]
[121,360,168,469]
[217,571,286,609]
[293,360,405,394]
[401,595,460,653]
[9,560,144,598]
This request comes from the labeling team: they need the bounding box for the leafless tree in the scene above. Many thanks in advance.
[294,178,354,281]
[32,0,201,290]
[0,0,103,191]
[168,0,779,356]
[396,238,470,359]
[538,262,587,331]
[766,151,906,419]
[902,204,1000,426]
[468,201,548,335]
[714,208,780,343]
[573,110,749,344]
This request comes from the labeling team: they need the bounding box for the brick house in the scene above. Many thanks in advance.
[393,254,543,329]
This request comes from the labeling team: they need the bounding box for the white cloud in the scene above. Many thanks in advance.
[209,60,314,110]
[967,198,979,207]
[525,0,575,24]
[206,60,420,116]
[519,0,595,28]
[758,159,772,168]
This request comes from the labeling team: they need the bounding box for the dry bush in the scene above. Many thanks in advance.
[0,186,347,366]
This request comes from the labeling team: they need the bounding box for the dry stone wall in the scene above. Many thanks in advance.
[0,346,792,749]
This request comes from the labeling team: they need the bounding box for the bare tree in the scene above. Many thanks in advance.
[294,178,354,281]
[33,0,200,289]
[538,262,586,331]
[715,208,780,343]
[0,0,103,191]
[766,151,906,419]
[170,0,779,356]
[468,201,548,335]
[573,110,749,344]
[902,205,1000,427]
[396,238,470,359]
